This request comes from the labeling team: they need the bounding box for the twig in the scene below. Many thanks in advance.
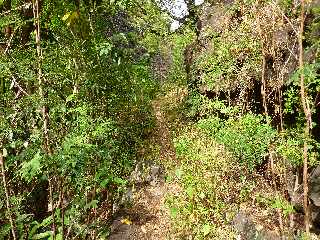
[255,6,268,116]
[280,43,298,77]
[271,0,299,37]
[49,177,57,239]
[61,184,65,240]
[4,27,17,55]
[0,2,32,17]
[11,76,29,96]
[0,147,17,240]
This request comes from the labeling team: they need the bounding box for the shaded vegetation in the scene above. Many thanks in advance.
[1,0,320,239]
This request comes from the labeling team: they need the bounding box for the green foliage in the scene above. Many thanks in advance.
[167,29,196,85]
[0,0,161,238]
[284,63,320,126]
[0,0,319,238]
[276,131,320,166]
[192,8,261,93]
[287,63,320,90]
[255,194,295,217]
[167,127,240,239]
[159,0,320,238]
[185,93,240,119]
[284,86,300,115]
[19,151,43,183]
[198,114,276,170]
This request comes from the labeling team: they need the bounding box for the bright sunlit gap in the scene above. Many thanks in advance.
[169,0,204,31]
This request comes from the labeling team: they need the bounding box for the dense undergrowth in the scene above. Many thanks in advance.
[1,0,320,239]
[0,0,165,238]
[159,88,308,239]
[156,0,320,238]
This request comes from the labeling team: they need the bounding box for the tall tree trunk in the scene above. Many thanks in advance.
[261,44,268,117]
[298,0,311,235]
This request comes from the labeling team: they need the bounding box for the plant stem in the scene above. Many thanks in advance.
[49,177,57,239]
[0,148,17,240]
[298,0,311,235]
[33,0,55,238]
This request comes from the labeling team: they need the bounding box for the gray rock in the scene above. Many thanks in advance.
[310,166,320,207]
[130,161,162,185]
[232,211,281,240]
[109,217,140,240]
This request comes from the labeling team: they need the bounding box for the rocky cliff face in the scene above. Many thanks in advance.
[185,1,319,124]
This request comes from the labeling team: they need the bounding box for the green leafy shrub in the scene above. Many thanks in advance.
[167,128,241,239]
[255,194,295,217]
[185,93,240,119]
[0,0,160,238]
[276,131,320,166]
[198,114,277,170]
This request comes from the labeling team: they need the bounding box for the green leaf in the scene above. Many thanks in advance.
[169,207,178,218]
[175,168,183,179]
[100,178,110,188]
[32,231,52,239]
[66,94,76,102]
[113,177,127,185]
[55,233,63,240]
[19,151,42,182]
[16,214,33,222]
[84,200,98,210]
[98,42,113,56]
[186,185,194,198]
[201,224,211,236]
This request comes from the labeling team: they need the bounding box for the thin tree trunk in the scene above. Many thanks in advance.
[57,178,65,240]
[33,0,50,154]
[49,178,57,239]
[61,185,65,240]
[255,4,268,116]
[0,147,17,240]
[278,87,284,132]
[33,0,56,238]
[298,0,311,234]
[261,48,268,116]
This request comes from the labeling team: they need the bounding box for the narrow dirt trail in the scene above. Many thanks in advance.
[108,98,176,240]
[152,100,177,162]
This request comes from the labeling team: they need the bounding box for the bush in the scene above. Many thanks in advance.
[184,93,240,119]
[198,114,277,170]
[167,128,241,239]
[276,131,320,167]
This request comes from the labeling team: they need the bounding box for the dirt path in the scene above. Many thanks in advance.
[108,99,176,240]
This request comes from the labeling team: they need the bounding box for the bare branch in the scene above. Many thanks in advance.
[11,76,29,97]
[271,0,299,37]
[4,29,15,55]
[298,0,311,234]
[0,2,32,17]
